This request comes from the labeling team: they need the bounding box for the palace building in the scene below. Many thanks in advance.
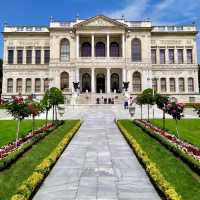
[2,15,199,102]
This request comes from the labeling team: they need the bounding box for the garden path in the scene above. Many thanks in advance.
[33,109,160,200]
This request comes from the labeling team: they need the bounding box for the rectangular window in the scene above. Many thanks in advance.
[7,78,13,93]
[44,50,50,64]
[161,78,166,92]
[26,50,32,64]
[35,78,41,92]
[8,50,14,64]
[170,78,176,92]
[160,49,165,64]
[168,49,174,64]
[17,50,23,64]
[151,49,156,64]
[177,49,184,64]
[152,78,158,92]
[187,49,193,64]
[26,79,32,93]
[16,78,23,93]
[179,78,185,92]
[35,50,41,64]
[44,78,49,92]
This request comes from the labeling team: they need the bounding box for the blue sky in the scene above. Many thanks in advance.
[0,0,200,61]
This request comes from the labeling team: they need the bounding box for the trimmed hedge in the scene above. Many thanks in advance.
[0,122,63,171]
[117,120,182,200]
[10,121,81,200]
[134,120,200,174]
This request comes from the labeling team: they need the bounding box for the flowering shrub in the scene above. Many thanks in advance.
[117,121,182,200]
[165,102,184,120]
[135,120,200,173]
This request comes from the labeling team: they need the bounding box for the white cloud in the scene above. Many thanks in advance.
[104,0,150,20]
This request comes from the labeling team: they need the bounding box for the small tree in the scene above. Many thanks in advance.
[49,87,64,122]
[41,90,52,127]
[142,88,155,121]
[165,101,184,137]
[6,96,29,146]
[27,96,42,135]
[155,93,169,129]
[136,94,145,120]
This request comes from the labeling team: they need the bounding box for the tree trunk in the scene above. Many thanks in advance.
[175,119,179,137]
[163,110,166,130]
[16,119,21,147]
[52,105,54,122]
[55,106,57,121]
[147,104,150,122]
[45,110,48,128]
[32,116,35,135]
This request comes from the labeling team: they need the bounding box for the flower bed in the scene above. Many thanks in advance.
[117,120,182,200]
[0,121,63,171]
[10,121,81,200]
[135,120,200,173]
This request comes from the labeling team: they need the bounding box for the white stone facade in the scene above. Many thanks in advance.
[2,15,199,103]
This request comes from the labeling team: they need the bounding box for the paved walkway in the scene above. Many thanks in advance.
[33,110,160,200]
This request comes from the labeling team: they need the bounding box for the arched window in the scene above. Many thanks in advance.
[82,73,91,92]
[132,72,141,92]
[60,72,69,91]
[169,78,176,92]
[26,78,32,93]
[111,73,120,92]
[7,78,13,93]
[16,78,22,93]
[110,42,120,57]
[188,77,194,92]
[60,39,70,62]
[179,78,185,92]
[160,78,166,92]
[35,78,41,93]
[95,42,105,57]
[81,42,91,57]
[132,38,141,61]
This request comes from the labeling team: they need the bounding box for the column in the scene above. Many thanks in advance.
[122,33,125,58]
[122,68,127,82]
[23,48,26,64]
[32,47,36,64]
[91,68,95,93]
[41,48,45,64]
[91,34,95,58]
[76,68,80,82]
[76,34,79,58]
[175,78,179,93]
[107,68,110,93]
[107,34,110,58]
[165,48,168,64]
[174,48,178,64]
[14,48,17,64]
[183,48,187,64]
[156,48,160,64]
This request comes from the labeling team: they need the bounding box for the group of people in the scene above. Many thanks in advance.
[124,96,134,109]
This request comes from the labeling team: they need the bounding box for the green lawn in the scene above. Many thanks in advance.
[119,120,200,200]
[0,120,45,147]
[150,119,200,148]
[0,120,79,200]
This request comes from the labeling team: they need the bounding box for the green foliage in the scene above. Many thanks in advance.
[142,88,155,105]
[154,93,169,109]
[49,87,64,106]
[41,90,52,112]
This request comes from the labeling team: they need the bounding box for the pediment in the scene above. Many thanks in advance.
[74,15,127,28]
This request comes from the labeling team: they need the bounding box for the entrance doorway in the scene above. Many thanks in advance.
[111,73,119,92]
[96,73,105,93]
[82,73,91,92]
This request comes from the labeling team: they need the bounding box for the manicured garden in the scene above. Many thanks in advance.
[118,120,200,200]
[150,119,200,148]
[0,120,79,200]
[0,120,45,147]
